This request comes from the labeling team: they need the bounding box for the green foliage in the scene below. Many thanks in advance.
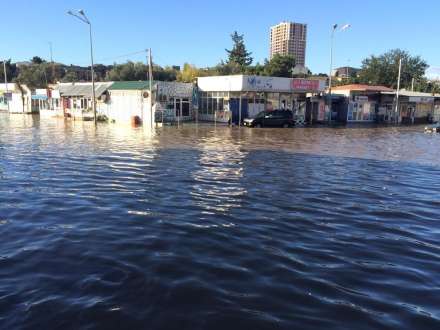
[177,63,200,83]
[263,54,296,77]
[225,31,253,68]
[31,56,44,64]
[154,65,179,81]
[62,70,78,83]
[358,49,428,89]
[16,62,53,88]
[0,60,18,82]
[106,61,177,82]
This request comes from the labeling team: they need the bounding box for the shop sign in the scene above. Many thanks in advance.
[409,96,434,103]
[355,96,369,102]
[291,79,320,91]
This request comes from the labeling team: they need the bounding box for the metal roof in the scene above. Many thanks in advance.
[381,90,437,98]
[108,81,153,90]
[58,82,113,97]
[331,84,394,92]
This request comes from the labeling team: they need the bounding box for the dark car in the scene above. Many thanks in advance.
[243,110,294,128]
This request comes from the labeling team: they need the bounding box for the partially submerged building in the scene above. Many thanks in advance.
[57,82,113,120]
[381,91,437,124]
[105,81,194,126]
[197,75,326,124]
[331,84,394,123]
[0,83,33,113]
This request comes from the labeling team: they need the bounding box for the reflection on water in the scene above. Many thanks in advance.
[1,113,440,330]
[191,133,247,215]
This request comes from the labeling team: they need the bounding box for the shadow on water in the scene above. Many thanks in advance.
[1,114,440,330]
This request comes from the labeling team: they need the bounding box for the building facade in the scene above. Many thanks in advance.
[270,22,307,66]
[330,84,394,123]
[57,82,113,120]
[197,75,326,124]
[105,81,194,126]
[0,83,33,113]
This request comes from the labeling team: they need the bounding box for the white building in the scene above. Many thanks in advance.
[0,83,33,113]
[105,81,194,126]
[197,75,326,124]
[57,82,113,120]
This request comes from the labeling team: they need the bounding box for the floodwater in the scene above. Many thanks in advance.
[1,114,440,330]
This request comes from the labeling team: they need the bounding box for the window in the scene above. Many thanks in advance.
[182,102,190,116]
[218,98,224,111]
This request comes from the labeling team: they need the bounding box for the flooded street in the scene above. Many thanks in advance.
[1,113,440,329]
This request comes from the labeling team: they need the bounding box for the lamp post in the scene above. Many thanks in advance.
[328,23,351,125]
[67,9,96,124]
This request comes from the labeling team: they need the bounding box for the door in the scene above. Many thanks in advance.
[175,98,181,118]
[229,98,249,124]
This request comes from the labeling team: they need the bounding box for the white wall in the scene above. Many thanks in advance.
[198,76,244,92]
[107,90,152,127]
[198,75,326,93]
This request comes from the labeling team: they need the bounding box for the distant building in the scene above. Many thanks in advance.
[270,21,307,66]
[332,66,360,80]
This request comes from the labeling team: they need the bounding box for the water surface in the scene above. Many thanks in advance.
[1,114,440,329]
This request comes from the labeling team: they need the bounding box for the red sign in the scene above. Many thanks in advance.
[291,79,320,91]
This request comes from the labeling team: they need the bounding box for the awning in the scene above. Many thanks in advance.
[31,95,48,100]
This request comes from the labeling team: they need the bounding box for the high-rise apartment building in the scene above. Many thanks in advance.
[270,22,307,67]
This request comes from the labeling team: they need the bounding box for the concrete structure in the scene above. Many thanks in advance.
[197,75,326,124]
[57,82,113,120]
[330,84,440,124]
[381,91,437,124]
[105,81,193,126]
[0,83,33,113]
[332,67,360,80]
[270,22,307,66]
[154,81,194,124]
[331,84,394,123]
[32,89,63,117]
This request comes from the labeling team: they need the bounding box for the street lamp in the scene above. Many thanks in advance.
[67,9,96,124]
[328,23,351,125]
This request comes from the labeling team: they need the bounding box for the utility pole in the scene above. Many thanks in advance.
[3,60,10,112]
[395,58,402,124]
[328,24,337,125]
[148,48,153,130]
[49,42,55,83]
[411,77,415,92]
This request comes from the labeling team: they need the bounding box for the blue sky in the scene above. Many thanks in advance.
[2,0,439,76]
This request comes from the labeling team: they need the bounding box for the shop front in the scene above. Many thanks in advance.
[331,84,394,123]
[381,91,435,124]
[196,75,326,125]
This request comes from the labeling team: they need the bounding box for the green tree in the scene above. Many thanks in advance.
[177,63,201,83]
[263,54,296,77]
[225,31,253,68]
[62,70,78,83]
[31,56,44,65]
[0,60,18,82]
[16,63,51,88]
[358,49,428,89]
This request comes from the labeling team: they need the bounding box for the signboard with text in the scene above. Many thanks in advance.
[291,79,321,91]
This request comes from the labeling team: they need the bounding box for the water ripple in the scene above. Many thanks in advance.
[1,114,440,329]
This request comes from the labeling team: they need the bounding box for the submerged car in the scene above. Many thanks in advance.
[243,110,295,128]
